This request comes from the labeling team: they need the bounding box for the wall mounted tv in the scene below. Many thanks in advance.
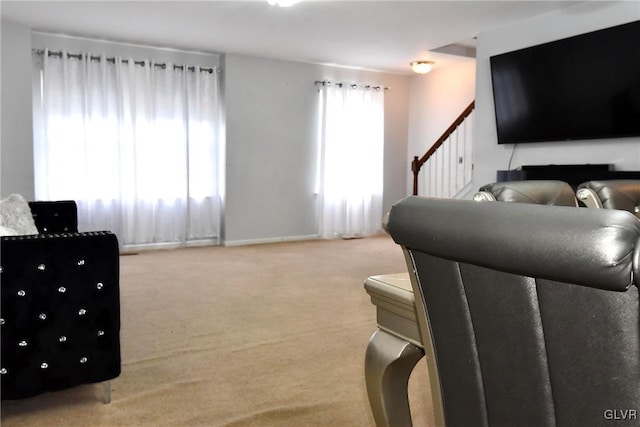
[490,20,640,144]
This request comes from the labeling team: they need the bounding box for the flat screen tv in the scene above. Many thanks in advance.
[490,20,640,144]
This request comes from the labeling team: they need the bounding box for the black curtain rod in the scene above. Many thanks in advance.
[32,48,216,74]
[315,80,389,91]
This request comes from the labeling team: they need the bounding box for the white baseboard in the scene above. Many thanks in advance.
[223,234,320,247]
[122,238,219,253]
[185,239,221,248]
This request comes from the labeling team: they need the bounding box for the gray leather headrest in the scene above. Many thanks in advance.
[577,180,640,219]
[387,197,640,291]
[479,180,577,206]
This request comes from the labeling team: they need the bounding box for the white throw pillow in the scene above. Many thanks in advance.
[0,225,19,236]
[0,194,39,235]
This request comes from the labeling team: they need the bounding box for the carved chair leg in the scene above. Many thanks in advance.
[365,329,424,427]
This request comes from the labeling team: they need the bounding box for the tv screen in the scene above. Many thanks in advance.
[490,20,640,144]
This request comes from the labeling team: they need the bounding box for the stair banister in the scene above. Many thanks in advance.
[412,101,475,196]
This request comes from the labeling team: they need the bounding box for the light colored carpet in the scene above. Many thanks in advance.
[1,235,434,426]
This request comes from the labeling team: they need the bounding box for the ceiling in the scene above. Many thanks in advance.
[1,0,582,74]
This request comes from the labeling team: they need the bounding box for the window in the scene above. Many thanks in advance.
[33,49,222,247]
[317,82,384,238]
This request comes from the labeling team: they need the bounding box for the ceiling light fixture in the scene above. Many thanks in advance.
[267,0,301,7]
[410,61,435,74]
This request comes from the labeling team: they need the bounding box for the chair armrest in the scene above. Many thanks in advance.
[1,231,120,400]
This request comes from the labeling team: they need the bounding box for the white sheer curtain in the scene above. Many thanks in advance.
[317,84,384,238]
[34,49,221,247]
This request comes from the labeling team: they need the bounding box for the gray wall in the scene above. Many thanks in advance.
[473,1,640,191]
[222,54,410,244]
[1,20,34,199]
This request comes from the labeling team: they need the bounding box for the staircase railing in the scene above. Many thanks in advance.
[412,101,475,197]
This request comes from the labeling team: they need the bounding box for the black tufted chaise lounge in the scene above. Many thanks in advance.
[1,201,120,402]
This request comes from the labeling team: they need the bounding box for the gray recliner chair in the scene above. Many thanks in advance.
[577,180,640,219]
[386,196,640,427]
[474,180,578,206]
[366,181,580,426]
